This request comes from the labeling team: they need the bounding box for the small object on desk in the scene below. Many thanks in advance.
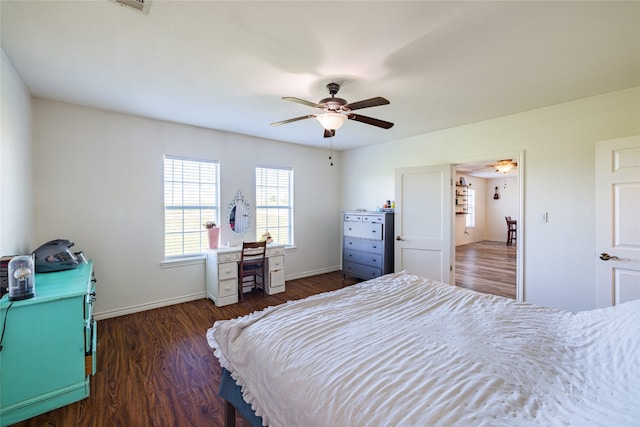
[259,231,273,243]
[8,255,35,301]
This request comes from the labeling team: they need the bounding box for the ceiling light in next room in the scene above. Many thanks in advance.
[109,0,151,15]
[495,160,515,174]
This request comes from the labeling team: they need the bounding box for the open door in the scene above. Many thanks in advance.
[395,165,452,283]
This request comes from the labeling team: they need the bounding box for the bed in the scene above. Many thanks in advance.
[207,271,640,427]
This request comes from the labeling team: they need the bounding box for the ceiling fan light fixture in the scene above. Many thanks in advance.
[495,160,514,174]
[316,112,347,131]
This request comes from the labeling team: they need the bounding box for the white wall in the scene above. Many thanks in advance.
[485,176,518,242]
[454,174,487,245]
[0,49,34,256]
[33,100,341,318]
[341,88,640,311]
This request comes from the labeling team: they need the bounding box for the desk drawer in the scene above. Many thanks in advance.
[218,252,241,263]
[268,246,285,256]
[218,279,237,298]
[270,269,285,287]
[269,255,284,272]
[218,262,237,281]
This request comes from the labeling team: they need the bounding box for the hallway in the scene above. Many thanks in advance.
[455,240,516,299]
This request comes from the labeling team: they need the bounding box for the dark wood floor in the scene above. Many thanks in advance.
[11,271,358,427]
[455,240,517,299]
[12,255,514,427]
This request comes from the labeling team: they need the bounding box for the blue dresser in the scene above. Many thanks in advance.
[0,261,96,426]
[342,211,394,280]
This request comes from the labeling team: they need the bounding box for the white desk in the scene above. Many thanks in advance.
[205,244,285,306]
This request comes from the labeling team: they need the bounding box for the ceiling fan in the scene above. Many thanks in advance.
[270,83,394,138]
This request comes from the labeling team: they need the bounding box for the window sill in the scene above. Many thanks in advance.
[160,255,206,268]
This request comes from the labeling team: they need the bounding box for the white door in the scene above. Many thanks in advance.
[395,165,452,283]
[595,135,640,307]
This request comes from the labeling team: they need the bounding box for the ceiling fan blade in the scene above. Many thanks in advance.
[348,114,394,129]
[324,129,336,138]
[343,97,390,111]
[270,114,316,126]
[282,97,324,109]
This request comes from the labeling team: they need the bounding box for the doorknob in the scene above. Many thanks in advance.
[599,253,620,261]
[396,236,404,241]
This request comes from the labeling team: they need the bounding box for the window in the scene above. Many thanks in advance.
[255,166,293,245]
[465,188,476,228]
[164,156,219,257]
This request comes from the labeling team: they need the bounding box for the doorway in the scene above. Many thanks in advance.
[453,156,522,300]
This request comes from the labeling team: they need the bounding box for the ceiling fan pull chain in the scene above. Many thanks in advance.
[329,137,334,166]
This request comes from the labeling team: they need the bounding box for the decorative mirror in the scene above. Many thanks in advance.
[227,190,251,235]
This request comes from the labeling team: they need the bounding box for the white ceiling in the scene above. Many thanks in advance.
[2,1,639,151]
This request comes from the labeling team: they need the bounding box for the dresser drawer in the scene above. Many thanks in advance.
[343,213,363,222]
[218,278,237,298]
[84,319,97,376]
[218,262,237,280]
[343,261,381,279]
[343,237,383,254]
[344,222,383,240]
[343,249,383,268]
[269,255,284,272]
[362,214,384,223]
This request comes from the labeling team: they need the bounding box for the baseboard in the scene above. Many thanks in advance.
[94,291,206,320]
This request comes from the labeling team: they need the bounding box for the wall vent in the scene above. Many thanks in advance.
[110,0,151,15]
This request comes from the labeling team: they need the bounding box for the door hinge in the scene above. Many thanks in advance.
[450,265,453,272]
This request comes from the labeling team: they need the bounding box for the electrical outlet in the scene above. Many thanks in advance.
[540,212,548,223]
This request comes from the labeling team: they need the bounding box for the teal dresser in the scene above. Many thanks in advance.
[0,261,96,426]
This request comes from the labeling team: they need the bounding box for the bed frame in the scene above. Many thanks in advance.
[219,368,262,427]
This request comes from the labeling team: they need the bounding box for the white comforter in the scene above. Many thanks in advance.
[207,272,640,427]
